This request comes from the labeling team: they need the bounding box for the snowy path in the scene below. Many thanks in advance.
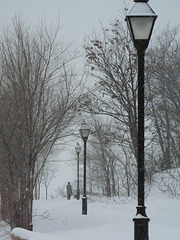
[3,188,180,240]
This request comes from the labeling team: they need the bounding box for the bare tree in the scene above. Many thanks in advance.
[83,17,180,198]
[83,19,160,198]
[41,164,58,200]
[84,19,138,161]
[86,116,137,198]
[147,25,180,171]
[0,17,84,230]
[145,25,180,197]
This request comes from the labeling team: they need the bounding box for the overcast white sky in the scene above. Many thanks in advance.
[0,0,180,47]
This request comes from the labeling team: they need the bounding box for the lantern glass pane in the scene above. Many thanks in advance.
[81,129,90,138]
[130,17,154,40]
[75,143,81,153]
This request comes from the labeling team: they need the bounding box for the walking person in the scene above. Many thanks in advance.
[66,182,72,200]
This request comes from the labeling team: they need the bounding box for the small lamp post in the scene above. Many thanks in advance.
[125,1,157,240]
[75,142,81,200]
[79,120,90,215]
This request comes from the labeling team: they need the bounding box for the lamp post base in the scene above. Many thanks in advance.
[133,216,150,240]
[82,196,87,215]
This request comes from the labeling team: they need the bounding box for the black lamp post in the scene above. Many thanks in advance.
[79,120,90,215]
[125,1,157,240]
[75,142,81,200]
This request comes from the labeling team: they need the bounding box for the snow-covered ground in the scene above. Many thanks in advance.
[4,186,180,240]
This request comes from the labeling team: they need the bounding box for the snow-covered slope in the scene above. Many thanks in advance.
[4,186,180,240]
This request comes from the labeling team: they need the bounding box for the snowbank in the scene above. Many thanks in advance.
[11,228,60,240]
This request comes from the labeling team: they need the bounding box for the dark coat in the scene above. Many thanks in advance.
[66,183,72,195]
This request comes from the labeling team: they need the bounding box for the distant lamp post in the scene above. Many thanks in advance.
[75,142,81,200]
[125,1,157,240]
[79,119,90,215]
